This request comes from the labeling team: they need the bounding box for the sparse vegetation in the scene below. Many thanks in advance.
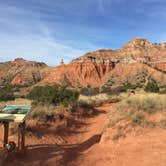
[27,85,79,106]
[79,93,121,107]
[145,77,159,93]
[0,84,15,101]
[105,93,166,142]
[80,87,100,96]
[112,132,125,140]
[115,93,166,113]
[131,111,144,125]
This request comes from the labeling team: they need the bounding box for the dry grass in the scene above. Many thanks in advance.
[79,93,121,107]
[115,93,166,113]
[104,93,166,141]
[27,105,65,120]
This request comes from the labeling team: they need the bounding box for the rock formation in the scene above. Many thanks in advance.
[0,58,54,86]
[0,38,165,88]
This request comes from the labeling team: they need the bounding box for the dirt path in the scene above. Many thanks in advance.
[5,104,112,166]
[61,104,112,165]
[5,103,166,166]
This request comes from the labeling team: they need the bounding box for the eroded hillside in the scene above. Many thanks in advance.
[0,38,165,88]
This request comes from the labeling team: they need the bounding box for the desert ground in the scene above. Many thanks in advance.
[0,96,165,166]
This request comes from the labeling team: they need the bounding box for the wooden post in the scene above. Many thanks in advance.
[18,123,21,151]
[20,121,26,155]
[3,122,9,148]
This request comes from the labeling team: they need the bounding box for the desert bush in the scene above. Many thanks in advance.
[122,82,139,91]
[131,111,144,125]
[0,84,15,101]
[27,85,79,106]
[80,87,99,96]
[107,96,121,103]
[111,93,166,128]
[28,106,48,120]
[77,100,94,109]
[79,93,121,107]
[58,88,80,106]
[115,94,166,114]
[27,85,58,104]
[100,85,111,93]
[144,78,159,93]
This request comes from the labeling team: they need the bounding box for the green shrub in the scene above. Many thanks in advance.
[58,89,80,106]
[27,85,79,106]
[27,85,58,104]
[145,78,159,93]
[77,100,94,109]
[80,87,99,96]
[0,84,15,101]
[100,85,111,93]
[122,82,142,92]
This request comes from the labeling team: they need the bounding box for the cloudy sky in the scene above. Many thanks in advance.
[0,0,166,66]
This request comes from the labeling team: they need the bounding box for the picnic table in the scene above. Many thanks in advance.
[0,105,32,155]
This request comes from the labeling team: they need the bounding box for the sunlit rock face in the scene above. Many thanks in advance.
[0,38,165,88]
[0,58,53,86]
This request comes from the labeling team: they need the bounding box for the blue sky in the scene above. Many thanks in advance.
[0,0,166,66]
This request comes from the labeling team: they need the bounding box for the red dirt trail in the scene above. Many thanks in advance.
[4,103,166,166]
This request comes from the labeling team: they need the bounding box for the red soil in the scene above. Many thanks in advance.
[2,103,166,166]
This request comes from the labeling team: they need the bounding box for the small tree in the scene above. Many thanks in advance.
[145,78,159,93]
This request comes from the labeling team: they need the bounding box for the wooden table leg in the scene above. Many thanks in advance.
[19,121,26,155]
[18,123,21,151]
[3,122,9,148]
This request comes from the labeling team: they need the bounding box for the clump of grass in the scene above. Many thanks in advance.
[112,132,125,140]
[131,111,144,125]
[28,106,48,120]
[79,93,121,107]
[141,120,156,128]
[115,94,166,114]
[27,105,59,120]
[76,100,94,109]
[108,110,134,127]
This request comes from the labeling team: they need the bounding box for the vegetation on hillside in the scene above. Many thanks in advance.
[105,93,166,141]
[27,85,79,106]
[0,84,15,101]
[144,77,159,93]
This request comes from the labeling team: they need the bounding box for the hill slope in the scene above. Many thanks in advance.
[0,58,54,86]
[0,38,165,88]
[38,38,166,87]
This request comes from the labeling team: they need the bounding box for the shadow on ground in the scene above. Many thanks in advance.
[5,107,105,166]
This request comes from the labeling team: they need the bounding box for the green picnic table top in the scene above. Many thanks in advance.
[0,105,32,123]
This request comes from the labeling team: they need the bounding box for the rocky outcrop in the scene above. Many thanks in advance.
[0,38,165,88]
[38,61,113,87]
[0,58,54,86]
[103,62,166,87]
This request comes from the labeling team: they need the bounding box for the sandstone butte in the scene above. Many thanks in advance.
[0,37,166,88]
